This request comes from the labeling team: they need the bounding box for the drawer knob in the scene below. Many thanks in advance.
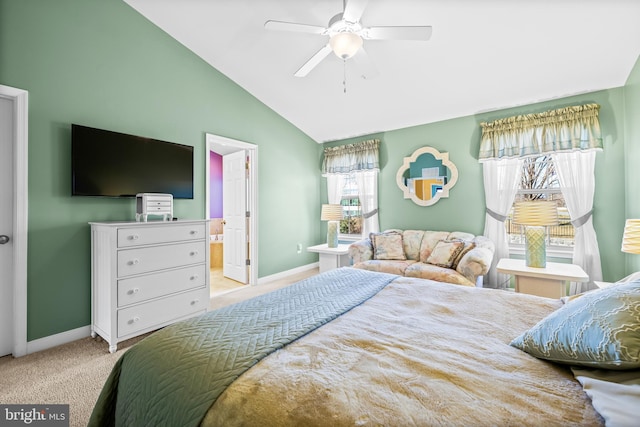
[128,234,140,240]
[190,275,199,281]
[128,288,140,295]
[190,251,199,256]
[190,230,198,235]
[128,259,140,266]
[190,299,199,306]
[129,316,140,324]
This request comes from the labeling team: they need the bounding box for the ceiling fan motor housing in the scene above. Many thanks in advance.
[327,13,363,59]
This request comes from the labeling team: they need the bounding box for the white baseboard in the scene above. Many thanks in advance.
[23,263,319,355]
[257,262,319,285]
[26,325,91,355]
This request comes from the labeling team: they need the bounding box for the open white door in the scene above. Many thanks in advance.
[222,150,248,283]
[0,96,14,357]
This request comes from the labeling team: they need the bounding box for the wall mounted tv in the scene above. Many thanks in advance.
[71,124,194,198]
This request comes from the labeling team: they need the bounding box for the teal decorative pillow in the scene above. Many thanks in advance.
[510,281,640,370]
[370,231,406,260]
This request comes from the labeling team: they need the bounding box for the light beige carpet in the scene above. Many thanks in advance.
[0,267,318,427]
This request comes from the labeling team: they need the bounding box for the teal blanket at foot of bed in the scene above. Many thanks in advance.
[88,268,399,427]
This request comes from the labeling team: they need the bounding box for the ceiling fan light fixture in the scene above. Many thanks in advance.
[329,31,363,59]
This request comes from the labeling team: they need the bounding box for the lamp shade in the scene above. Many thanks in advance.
[329,32,363,59]
[321,204,343,221]
[621,219,640,254]
[512,201,559,227]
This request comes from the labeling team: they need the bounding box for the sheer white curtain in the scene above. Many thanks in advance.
[326,174,346,205]
[552,150,603,293]
[354,170,380,237]
[482,158,522,288]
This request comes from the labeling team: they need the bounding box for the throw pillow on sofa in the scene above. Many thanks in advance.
[452,240,475,269]
[370,231,406,260]
[419,231,451,262]
[426,240,465,268]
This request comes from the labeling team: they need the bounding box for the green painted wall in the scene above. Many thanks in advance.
[624,56,640,274]
[0,0,322,341]
[1,0,637,342]
[326,89,628,286]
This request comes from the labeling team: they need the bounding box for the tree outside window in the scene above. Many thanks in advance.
[507,155,574,247]
[339,175,362,236]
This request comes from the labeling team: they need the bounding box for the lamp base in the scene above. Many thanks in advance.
[525,226,547,268]
[327,220,339,248]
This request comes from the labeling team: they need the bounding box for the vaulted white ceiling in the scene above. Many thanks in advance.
[124,0,640,143]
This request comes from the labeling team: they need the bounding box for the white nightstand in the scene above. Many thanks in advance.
[307,243,351,273]
[496,258,589,299]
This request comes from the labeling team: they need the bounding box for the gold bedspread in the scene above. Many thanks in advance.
[203,276,603,426]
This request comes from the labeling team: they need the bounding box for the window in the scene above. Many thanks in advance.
[506,155,574,249]
[339,175,362,236]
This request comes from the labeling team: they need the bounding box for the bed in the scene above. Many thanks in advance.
[89,268,640,426]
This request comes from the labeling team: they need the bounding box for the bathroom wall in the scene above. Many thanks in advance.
[210,151,223,218]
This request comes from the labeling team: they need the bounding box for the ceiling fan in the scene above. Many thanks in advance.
[264,0,432,78]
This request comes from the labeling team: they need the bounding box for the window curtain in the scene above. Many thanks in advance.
[354,170,379,237]
[326,174,345,205]
[322,139,380,237]
[479,104,603,160]
[479,104,603,294]
[552,150,603,293]
[482,158,522,288]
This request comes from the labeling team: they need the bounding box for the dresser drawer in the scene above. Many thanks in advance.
[117,223,206,248]
[117,288,207,338]
[117,265,206,307]
[145,205,172,213]
[118,241,206,277]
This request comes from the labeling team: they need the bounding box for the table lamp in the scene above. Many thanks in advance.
[621,219,640,254]
[512,201,558,268]
[321,204,343,248]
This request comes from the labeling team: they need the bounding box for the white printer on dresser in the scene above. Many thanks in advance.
[89,219,210,353]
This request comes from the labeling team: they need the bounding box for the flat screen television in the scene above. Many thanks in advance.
[71,124,194,198]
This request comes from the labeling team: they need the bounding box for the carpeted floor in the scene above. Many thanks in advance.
[0,267,318,427]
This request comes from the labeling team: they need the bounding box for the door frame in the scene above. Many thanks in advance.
[0,85,28,357]
[205,133,258,286]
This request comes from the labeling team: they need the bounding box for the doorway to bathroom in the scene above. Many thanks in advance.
[205,133,258,297]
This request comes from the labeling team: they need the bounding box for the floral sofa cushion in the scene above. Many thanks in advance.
[349,230,495,287]
[353,260,417,276]
[369,231,406,260]
[404,263,474,286]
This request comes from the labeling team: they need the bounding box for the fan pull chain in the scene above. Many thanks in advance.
[343,60,347,94]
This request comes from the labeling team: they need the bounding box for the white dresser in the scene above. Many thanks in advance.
[90,220,210,353]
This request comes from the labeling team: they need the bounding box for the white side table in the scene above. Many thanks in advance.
[496,258,589,298]
[307,243,351,274]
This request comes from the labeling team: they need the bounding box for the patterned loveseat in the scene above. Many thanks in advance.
[348,229,495,287]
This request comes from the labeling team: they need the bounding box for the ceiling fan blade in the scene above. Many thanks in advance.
[264,20,327,35]
[364,26,433,41]
[351,47,379,80]
[343,0,369,23]
[294,44,333,77]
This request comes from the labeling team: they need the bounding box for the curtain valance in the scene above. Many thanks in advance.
[322,139,380,174]
[478,104,603,162]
